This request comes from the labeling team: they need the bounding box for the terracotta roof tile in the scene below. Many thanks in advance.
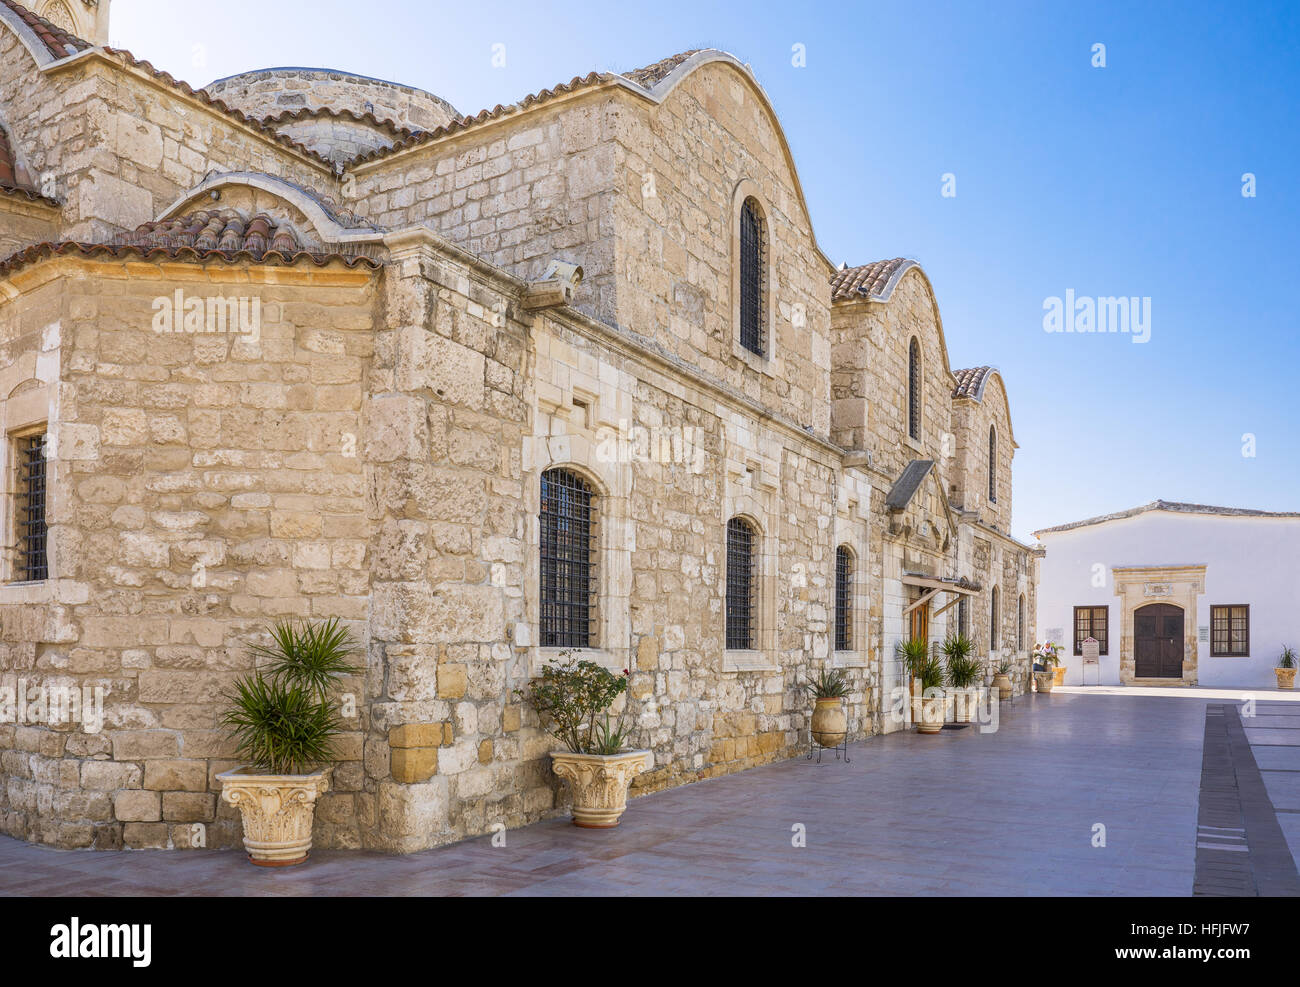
[952,366,993,399]
[260,106,417,142]
[829,258,912,301]
[0,124,58,206]
[0,209,382,278]
[620,50,701,89]
[0,0,92,59]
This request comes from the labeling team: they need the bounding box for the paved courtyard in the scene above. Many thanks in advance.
[3,691,1299,896]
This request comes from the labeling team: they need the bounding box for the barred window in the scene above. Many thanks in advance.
[1017,594,1025,651]
[989,585,999,650]
[988,425,997,504]
[1210,605,1249,657]
[739,197,766,357]
[957,595,968,639]
[908,337,921,440]
[834,545,853,652]
[539,468,595,648]
[14,430,48,583]
[1073,606,1109,656]
[726,517,757,650]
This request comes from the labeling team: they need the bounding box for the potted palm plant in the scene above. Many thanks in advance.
[520,651,651,828]
[898,638,945,734]
[1276,646,1297,690]
[1032,641,1062,694]
[992,660,1014,701]
[217,618,357,866]
[942,633,982,723]
[804,666,849,747]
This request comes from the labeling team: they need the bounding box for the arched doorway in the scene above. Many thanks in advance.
[1134,603,1184,678]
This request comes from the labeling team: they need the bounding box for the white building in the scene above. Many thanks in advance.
[1034,501,1300,689]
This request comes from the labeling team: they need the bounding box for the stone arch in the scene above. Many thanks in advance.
[730,178,775,365]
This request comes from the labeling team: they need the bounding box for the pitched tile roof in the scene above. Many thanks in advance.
[952,366,994,399]
[0,209,382,278]
[829,258,913,301]
[1033,500,1300,537]
[261,106,417,142]
[350,49,704,167]
[0,0,92,59]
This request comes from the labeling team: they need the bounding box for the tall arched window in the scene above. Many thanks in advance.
[957,595,968,639]
[907,337,922,440]
[739,197,767,357]
[1017,594,1026,652]
[988,425,998,504]
[834,545,854,652]
[990,585,1000,651]
[726,517,757,649]
[540,468,596,648]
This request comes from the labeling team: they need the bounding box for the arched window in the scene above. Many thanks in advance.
[726,517,758,649]
[834,545,854,652]
[540,468,596,648]
[990,585,1000,651]
[957,595,968,639]
[1017,594,1026,652]
[738,197,767,357]
[988,425,997,504]
[907,337,922,440]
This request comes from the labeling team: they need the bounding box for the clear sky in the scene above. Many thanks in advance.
[110,0,1299,543]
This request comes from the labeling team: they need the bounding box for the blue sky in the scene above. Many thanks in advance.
[112,0,1299,542]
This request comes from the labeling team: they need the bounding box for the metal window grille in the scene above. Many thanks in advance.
[835,546,853,651]
[15,432,47,582]
[957,596,968,638]
[988,426,997,503]
[1073,605,1109,656]
[989,586,999,650]
[1017,595,1025,651]
[539,468,595,648]
[726,517,756,650]
[908,338,921,440]
[739,198,766,357]
[1210,605,1249,657]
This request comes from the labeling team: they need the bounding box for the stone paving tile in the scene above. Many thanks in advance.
[1243,729,1300,746]
[0,693,1235,897]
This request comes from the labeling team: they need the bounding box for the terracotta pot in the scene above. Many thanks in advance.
[811,697,848,747]
[1276,668,1297,690]
[1053,665,1067,686]
[916,694,945,734]
[217,767,329,866]
[993,673,1013,700]
[1033,670,1055,694]
[549,749,652,828]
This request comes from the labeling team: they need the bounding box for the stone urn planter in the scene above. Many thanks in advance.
[952,688,982,724]
[1276,668,1297,690]
[1033,670,1055,694]
[811,697,848,747]
[916,693,945,734]
[217,767,330,866]
[550,749,652,828]
[992,672,1013,700]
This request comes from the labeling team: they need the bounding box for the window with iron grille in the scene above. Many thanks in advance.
[907,337,921,440]
[539,468,595,648]
[1072,605,1109,656]
[988,426,997,503]
[739,198,766,357]
[834,545,853,651]
[1210,605,1249,657]
[14,431,48,582]
[957,595,968,638]
[1017,594,1025,651]
[989,585,999,650]
[726,517,756,649]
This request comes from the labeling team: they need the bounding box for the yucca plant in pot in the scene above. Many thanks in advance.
[942,634,983,723]
[217,618,357,866]
[804,666,849,747]
[519,651,651,828]
[992,660,1014,701]
[898,638,945,734]
[1276,646,1297,690]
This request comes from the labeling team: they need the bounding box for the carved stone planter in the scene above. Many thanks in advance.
[549,749,652,828]
[916,694,945,734]
[1276,668,1297,690]
[1033,670,1055,694]
[217,767,329,866]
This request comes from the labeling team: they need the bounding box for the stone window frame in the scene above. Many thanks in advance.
[988,424,998,505]
[525,433,632,677]
[905,335,923,452]
[989,584,1000,651]
[721,508,776,672]
[1016,592,1025,652]
[729,179,780,379]
[0,360,57,602]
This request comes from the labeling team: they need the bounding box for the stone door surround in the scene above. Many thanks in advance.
[1112,564,1207,685]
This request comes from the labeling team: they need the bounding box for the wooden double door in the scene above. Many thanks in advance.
[1134,603,1184,678]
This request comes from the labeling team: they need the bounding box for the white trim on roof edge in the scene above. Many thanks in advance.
[1033,500,1300,538]
[0,5,59,66]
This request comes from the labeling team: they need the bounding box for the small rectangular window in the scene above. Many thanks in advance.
[1210,605,1249,657]
[13,430,48,583]
[1073,606,1108,656]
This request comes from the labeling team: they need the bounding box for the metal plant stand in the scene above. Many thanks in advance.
[808,731,850,763]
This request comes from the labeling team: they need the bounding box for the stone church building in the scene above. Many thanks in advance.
[0,0,1038,852]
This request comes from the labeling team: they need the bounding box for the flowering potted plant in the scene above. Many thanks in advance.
[1031,641,1063,694]
[804,666,849,747]
[519,651,651,828]
[1276,646,1297,690]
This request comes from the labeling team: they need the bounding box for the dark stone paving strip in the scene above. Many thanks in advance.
[1194,704,1300,896]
